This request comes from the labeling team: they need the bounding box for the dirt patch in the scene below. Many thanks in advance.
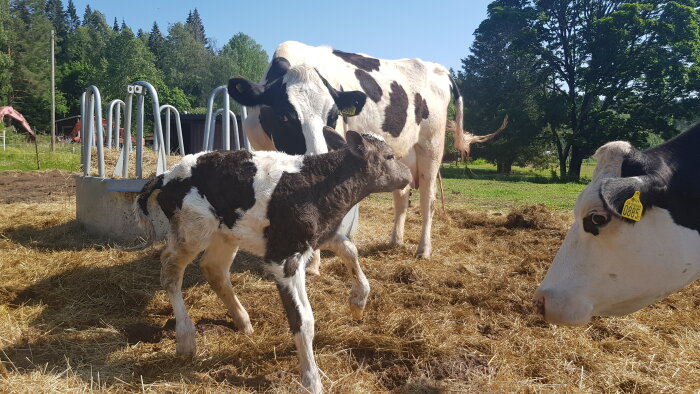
[123,323,163,345]
[0,169,76,204]
[505,203,563,229]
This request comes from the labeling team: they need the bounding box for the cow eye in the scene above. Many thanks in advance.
[385,154,395,160]
[589,212,610,226]
[279,115,289,123]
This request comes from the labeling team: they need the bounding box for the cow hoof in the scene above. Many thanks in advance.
[415,251,431,259]
[175,337,197,357]
[302,370,323,394]
[240,322,254,334]
[349,303,365,320]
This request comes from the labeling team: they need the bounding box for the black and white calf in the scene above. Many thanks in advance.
[228,41,506,259]
[534,123,700,326]
[136,130,411,393]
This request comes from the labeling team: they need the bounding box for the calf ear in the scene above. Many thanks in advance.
[600,176,666,220]
[323,126,347,151]
[346,130,365,157]
[228,78,267,106]
[335,90,367,117]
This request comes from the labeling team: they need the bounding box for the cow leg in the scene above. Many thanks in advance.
[306,249,322,276]
[321,234,370,320]
[160,239,202,356]
[390,183,411,246]
[269,252,322,394]
[415,145,441,259]
[199,233,253,334]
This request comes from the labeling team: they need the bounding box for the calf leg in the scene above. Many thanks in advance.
[161,239,201,356]
[199,233,253,334]
[269,252,322,394]
[321,234,370,320]
[306,249,322,276]
[390,184,411,246]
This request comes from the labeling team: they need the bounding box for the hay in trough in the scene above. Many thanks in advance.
[1,170,700,392]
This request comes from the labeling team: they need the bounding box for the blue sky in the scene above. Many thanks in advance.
[72,1,492,72]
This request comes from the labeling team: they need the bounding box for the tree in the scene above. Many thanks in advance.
[148,22,166,69]
[161,22,213,106]
[0,0,12,105]
[65,0,78,31]
[535,0,700,180]
[218,32,268,81]
[459,0,545,173]
[185,8,207,47]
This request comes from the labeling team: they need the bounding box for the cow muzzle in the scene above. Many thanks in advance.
[533,287,594,326]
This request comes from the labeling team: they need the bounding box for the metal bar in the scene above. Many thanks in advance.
[165,107,171,154]
[135,81,166,175]
[223,88,230,150]
[92,87,105,177]
[122,91,134,177]
[136,94,144,178]
[160,104,185,156]
[80,92,87,175]
[241,106,250,150]
[85,91,94,176]
[230,110,239,150]
[115,102,122,149]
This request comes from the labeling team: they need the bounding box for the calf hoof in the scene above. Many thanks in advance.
[307,267,321,277]
[349,303,365,320]
[238,321,254,335]
[302,371,322,394]
[175,321,197,356]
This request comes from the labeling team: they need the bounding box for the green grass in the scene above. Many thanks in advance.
[1,132,591,212]
[0,132,81,171]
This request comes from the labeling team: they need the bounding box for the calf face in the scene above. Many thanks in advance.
[534,141,700,325]
[345,130,412,193]
[228,59,367,155]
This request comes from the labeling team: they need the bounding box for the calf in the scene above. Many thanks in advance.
[135,130,411,393]
[534,123,700,325]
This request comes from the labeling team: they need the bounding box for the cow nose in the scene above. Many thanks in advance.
[533,290,545,316]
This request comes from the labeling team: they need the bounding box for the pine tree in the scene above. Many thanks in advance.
[0,0,12,105]
[66,0,79,31]
[185,8,207,46]
[148,21,166,69]
[112,17,119,32]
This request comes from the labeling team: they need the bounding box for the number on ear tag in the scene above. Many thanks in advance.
[621,190,643,222]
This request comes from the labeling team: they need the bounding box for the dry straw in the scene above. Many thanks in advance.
[1,170,699,392]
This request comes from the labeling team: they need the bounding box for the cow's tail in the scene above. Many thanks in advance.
[449,76,508,159]
[124,174,164,251]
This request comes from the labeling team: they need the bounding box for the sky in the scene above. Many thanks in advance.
[71,0,493,72]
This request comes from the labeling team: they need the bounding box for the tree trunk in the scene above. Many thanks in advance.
[502,160,512,175]
[567,145,584,182]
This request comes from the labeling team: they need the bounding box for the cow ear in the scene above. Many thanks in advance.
[599,176,665,220]
[335,90,367,117]
[228,78,267,106]
[266,57,291,81]
[316,69,368,117]
[346,130,365,157]
[323,126,347,151]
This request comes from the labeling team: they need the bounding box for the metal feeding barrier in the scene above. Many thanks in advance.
[203,85,250,151]
[76,82,248,242]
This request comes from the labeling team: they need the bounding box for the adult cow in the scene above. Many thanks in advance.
[534,123,700,325]
[229,41,505,259]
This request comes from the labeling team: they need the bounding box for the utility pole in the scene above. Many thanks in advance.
[50,30,56,152]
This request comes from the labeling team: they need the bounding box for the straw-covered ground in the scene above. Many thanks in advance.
[1,169,699,393]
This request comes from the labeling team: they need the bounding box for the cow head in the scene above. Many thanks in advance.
[534,140,700,325]
[228,57,367,155]
[346,130,412,193]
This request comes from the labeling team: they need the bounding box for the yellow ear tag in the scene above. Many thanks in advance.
[621,191,643,222]
[342,106,356,116]
[235,83,245,93]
